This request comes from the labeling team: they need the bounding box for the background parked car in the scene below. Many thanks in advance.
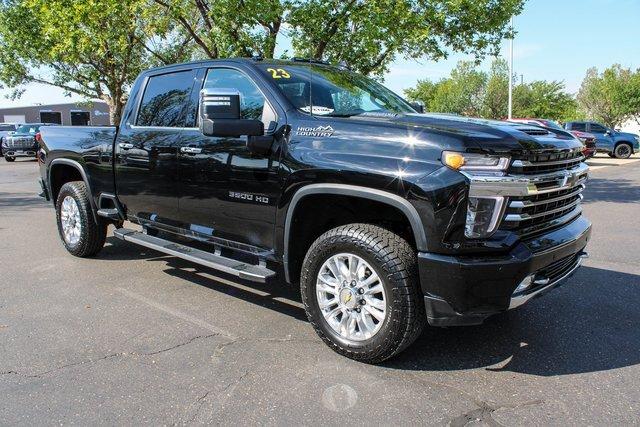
[0,123,19,157]
[564,121,639,159]
[508,118,596,158]
[568,130,597,158]
[508,118,565,130]
[2,123,53,162]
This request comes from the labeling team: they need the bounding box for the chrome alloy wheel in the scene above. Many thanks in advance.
[60,196,82,245]
[316,253,387,341]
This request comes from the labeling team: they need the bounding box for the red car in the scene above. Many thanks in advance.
[508,118,596,158]
[568,130,596,158]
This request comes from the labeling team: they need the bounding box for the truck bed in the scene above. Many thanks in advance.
[40,125,118,201]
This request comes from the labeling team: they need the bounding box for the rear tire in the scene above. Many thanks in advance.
[614,143,632,159]
[300,223,425,364]
[55,181,107,257]
[4,155,15,162]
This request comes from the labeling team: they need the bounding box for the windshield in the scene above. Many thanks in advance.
[16,124,41,134]
[256,63,415,117]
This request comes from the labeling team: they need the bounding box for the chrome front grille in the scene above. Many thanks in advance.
[7,137,35,149]
[498,156,588,236]
[501,184,584,235]
[510,150,584,175]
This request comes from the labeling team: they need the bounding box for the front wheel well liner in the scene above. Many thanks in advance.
[283,184,427,284]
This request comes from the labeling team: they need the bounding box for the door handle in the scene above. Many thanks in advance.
[180,147,202,154]
[118,143,134,150]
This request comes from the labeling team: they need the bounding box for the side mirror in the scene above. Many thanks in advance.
[199,88,264,137]
[410,102,424,114]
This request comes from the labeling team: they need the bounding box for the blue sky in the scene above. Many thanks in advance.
[1,0,638,107]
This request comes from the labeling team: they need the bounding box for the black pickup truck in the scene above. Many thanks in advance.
[38,58,591,363]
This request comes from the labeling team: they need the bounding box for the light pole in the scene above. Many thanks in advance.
[508,16,514,120]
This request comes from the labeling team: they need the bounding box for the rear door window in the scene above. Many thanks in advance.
[136,70,197,127]
[569,122,586,131]
[589,123,607,134]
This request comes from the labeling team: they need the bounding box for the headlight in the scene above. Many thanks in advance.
[441,151,510,173]
[465,196,505,238]
[441,151,509,238]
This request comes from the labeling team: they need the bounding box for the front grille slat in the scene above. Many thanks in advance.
[509,150,585,175]
[499,149,587,237]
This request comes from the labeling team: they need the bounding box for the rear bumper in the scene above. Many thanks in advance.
[418,216,591,327]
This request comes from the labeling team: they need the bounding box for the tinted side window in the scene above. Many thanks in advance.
[569,122,586,131]
[589,123,607,133]
[203,69,268,121]
[136,70,196,127]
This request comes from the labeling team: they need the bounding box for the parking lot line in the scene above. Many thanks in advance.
[117,287,239,340]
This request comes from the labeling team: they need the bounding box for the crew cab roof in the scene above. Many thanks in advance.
[141,58,338,75]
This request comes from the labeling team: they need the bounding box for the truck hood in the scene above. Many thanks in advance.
[366,113,582,152]
[289,112,583,183]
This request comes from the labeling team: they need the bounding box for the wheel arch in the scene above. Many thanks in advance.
[614,140,635,153]
[282,183,427,284]
[48,158,98,223]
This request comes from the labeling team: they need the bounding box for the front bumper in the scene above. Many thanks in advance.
[419,213,591,327]
[3,149,37,158]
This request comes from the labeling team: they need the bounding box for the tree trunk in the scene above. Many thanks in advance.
[102,95,125,126]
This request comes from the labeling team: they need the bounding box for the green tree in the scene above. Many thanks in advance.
[482,58,508,119]
[405,61,487,116]
[0,0,181,124]
[153,0,524,76]
[577,65,640,127]
[404,80,438,109]
[514,80,576,121]
[406,58,577,122]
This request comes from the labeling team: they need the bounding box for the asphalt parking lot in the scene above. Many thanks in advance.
[1,154,639,425]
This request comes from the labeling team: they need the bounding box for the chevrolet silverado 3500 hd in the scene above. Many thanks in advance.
[38,58,591,363]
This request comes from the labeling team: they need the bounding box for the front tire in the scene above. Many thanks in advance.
[300,224,425,363]
[614,143,632,159]
[4,155,15,162]
[55,181,107,257]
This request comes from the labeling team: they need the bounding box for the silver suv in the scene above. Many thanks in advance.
[0,123,19,157]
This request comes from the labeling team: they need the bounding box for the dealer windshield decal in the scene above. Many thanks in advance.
[295,125,335,137]
[300,106,334,115]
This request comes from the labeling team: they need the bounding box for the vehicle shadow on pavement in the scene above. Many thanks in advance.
[582,177,640,204]
[159,257,308,321]
[95,238,640,375]
[0,191,48,210]
[98,237,307,320]
[386,266,640,376]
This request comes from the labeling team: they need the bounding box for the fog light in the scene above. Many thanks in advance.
[465,196,505,238]
[514,274,535,294]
